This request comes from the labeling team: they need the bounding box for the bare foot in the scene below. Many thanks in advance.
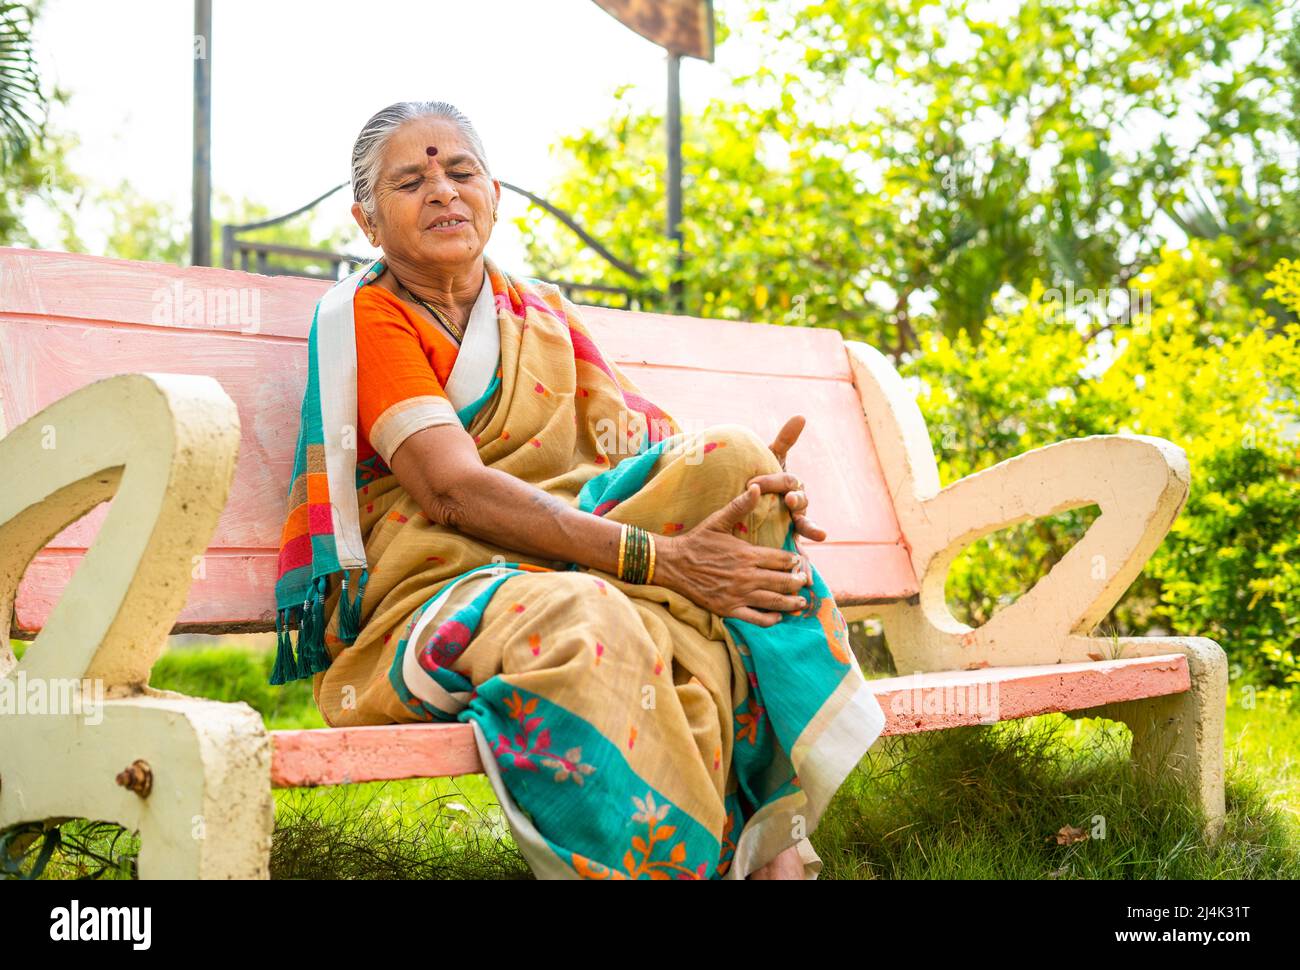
[746,843,805,880]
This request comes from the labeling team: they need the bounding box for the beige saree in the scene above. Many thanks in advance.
[273,257,887,879]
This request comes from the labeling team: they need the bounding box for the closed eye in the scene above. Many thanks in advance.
[401,172,470,189]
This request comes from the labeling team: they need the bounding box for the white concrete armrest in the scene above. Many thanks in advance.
[842,340,1227,843]
[910,434,1189,643]
[845,340,1191,670]
[1,372,240,685]
[0,372,274,878]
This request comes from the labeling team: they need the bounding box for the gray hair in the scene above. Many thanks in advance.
[350,101,492,223]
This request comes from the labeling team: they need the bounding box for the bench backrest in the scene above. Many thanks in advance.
[0,248,919,635]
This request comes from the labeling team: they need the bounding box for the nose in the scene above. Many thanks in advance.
[422,169,458,206]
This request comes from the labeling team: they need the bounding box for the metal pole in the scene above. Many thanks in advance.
[666,51,683,313]
[192,0,212,267]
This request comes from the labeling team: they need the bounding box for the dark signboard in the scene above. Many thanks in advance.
[592,0,715,61]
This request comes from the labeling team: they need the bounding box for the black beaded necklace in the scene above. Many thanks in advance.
[388,271,465,344]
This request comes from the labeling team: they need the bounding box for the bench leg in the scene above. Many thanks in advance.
[0,695,274,878]
[1070,637,1228,843]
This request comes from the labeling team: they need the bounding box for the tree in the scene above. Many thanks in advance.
[764,0,1293,340]
[0,2,351,266]
[515,86,880,338]
[0,0,43,171]
[521,0,1297,351]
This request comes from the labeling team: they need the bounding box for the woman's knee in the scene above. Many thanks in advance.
[683,423,779,478]
[492,570,657,675]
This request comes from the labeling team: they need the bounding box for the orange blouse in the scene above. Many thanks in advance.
[354,283,463,466]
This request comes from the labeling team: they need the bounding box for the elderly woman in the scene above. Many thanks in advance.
[272,100,886,881]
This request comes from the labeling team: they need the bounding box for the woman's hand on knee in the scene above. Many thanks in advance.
[654,483,812,627]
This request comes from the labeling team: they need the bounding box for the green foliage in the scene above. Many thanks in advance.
[0,124,80,247]
[1,43,354,264]
[516,87,889,340]
[9,167,358,268]
[2,0,351,267]
[0,1,80,248]
[1153,444,1300,685]
[526,0,1297,352]
[911,245,1300,685]
[771,0,1295,335]
[0,0,44,170]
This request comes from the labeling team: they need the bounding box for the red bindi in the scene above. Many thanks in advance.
[426,146,438,156]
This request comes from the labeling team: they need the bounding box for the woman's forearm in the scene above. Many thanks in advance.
[433,464,627,575]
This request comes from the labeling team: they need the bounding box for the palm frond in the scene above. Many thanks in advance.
[0,2,43,171]
[1168,177,1254,242]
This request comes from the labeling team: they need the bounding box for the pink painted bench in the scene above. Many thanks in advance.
[0,248,1227,878]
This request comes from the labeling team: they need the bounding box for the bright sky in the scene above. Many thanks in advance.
[30,0,739,270]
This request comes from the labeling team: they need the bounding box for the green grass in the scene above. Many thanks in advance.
[815,692,1300,879]
[5,638,1298,879]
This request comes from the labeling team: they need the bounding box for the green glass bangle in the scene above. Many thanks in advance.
[626,525,649,583]
[626,526,644,583]
[619,524,640,582]
[637,527,651,583]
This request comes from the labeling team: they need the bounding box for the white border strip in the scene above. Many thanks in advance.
[401,571,499,710]
[315,261,377,568]
[444,269,500,412]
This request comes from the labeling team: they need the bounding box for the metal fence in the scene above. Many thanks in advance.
[221,181,651,310]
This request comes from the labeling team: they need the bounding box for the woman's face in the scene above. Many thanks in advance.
[355,117,500,274]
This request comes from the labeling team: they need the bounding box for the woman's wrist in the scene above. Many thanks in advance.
[647,534,683,589]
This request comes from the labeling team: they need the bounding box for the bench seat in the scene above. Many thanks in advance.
[0,248,1228,878]
[269,653,1192,787]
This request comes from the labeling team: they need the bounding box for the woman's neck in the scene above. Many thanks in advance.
[380,254,484,335]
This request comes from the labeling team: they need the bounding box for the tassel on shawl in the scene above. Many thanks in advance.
[337,568,369,645]
[296,575,332,676]
[269,576,334,684]
[271,607,300,685]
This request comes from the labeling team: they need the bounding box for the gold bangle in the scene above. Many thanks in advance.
[646,534,656,584]
[617,523,628,579]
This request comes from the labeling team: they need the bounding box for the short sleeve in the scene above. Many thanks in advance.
[354,288,462,465]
